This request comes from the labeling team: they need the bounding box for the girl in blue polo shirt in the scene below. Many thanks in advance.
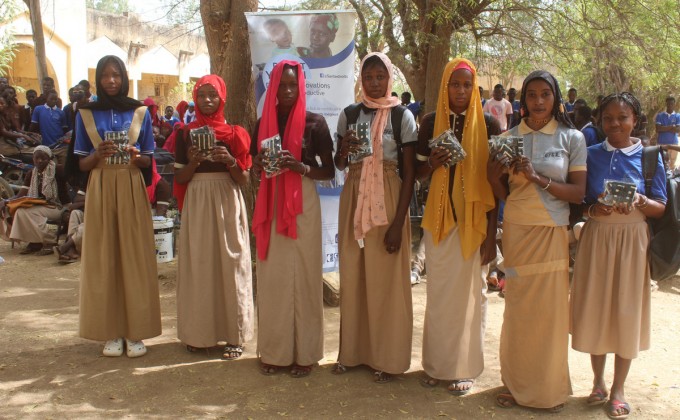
[570,93,667,419]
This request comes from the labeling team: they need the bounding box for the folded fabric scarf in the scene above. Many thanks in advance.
[252,60,306,259]
[421,58,495,258]
[353,52,401,241]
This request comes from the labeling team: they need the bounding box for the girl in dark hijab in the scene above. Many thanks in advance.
[73,55,161,358]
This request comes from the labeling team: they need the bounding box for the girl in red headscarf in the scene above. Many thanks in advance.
[173,74,254,360]
[332,52,417,384]
[251,60,335,378]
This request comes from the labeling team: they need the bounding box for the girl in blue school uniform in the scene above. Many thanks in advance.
[570,92,667,419]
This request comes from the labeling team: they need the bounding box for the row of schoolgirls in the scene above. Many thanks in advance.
[75,54,666,419]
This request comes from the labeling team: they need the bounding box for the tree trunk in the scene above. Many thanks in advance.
[24,0,48,88]
[422,26,452,115]
[200,0,258,133]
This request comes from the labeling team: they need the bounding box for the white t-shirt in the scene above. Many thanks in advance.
[483,98,513,131]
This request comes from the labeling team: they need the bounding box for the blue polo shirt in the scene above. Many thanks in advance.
[31,104,67,147]
[585,140,667,205]
[655,111,680,145]
[581,123,601,147]
[74,109,154,156]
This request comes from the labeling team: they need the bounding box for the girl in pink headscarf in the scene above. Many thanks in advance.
[252,60,335,378]
[332,52,417,383]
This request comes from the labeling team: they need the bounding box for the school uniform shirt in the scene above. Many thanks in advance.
[161,116,180,126]
[585,139,667,205]
[335,106,418,162]
[655,111,680,145]
[31,104,68,147]
[564,101,576,113]
[503,119,587,227]
[73,109,155,157]
[581,122,601,147]
[483,98,513,131]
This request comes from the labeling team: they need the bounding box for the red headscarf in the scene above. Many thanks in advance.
[252,60,306,260]
[174,75,252,211]
[143,97,161,127]
[176,100,188,121]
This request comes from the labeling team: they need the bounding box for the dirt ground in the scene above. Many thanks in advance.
[1,240,679,419]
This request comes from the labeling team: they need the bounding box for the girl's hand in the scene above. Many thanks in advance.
[95,140,117,160]
[427,146,453,170]
[383,224,403,254]
[187,145,207,166]
[591,195,613,217]
[128,145,140,164]
[339,130,361,158]
[279,151,307,175]
[211,145,236,166]
[512,156,538,181]
[487,153,509,181]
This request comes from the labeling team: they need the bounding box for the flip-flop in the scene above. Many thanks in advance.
[420,376,439,388]
[290,365,312,378]
[20,246,41,255]
[374,371,393,384]
[260,363,279,376]
[447,379,473,396]
[587,388,609,406]
[34,247,54,256]
[496,392,516,409]
[606,399,631,419]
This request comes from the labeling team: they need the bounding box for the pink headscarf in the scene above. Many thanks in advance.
[252,60,307,259]
[353,52,400,241]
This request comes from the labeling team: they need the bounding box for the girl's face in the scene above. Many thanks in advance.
[524,79,554,121]
[601,100,637,144]
[277,67,299,110]
[196,84,220,115]
[100,61,123,96]
[361,62,389,99]
[33,150,51,172]
[447,68,474,113]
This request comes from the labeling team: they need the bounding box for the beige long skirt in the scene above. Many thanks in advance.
[570,210,650,359]
[500,222,572,408]
[10,205,63,244]
[256,177,323,366]
[422,228,485,380]
[337,162,413,374]
[79,164,161,341]
[177,172,254,348]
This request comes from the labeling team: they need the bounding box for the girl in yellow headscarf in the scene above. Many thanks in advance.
[416,58,499,395]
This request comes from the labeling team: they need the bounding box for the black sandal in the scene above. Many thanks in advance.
[290,364,312,378]
[374,371,393,384]
[222,344,243,360]
[331,362,347,375]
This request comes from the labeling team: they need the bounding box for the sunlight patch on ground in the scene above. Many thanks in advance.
[132,358,224,375]
[0,378,37,391]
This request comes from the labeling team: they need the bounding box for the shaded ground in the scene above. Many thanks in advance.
[1,240,679,419]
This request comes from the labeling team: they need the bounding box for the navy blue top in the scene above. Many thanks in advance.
[31,104,67,147]
[74,109,154,156]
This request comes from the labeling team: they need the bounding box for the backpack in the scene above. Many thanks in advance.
[343,103,407,178]
[642,146,680,281]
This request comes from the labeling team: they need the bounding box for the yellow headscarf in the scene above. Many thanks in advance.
[421,58,495,259]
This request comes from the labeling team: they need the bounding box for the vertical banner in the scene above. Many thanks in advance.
[246,10,356,272]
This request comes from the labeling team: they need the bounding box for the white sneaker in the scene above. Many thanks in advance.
[125,339,147,358]
[410,271,421,286]
[102,338,124,357]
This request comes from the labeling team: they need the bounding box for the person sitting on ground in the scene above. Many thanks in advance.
[2,86,23,130]
[0,146,69,254]
[30,90,68,148]
[0,96,38,156]
[54,187,85,263]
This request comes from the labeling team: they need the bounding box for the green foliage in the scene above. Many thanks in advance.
[163,0,200,27]
[0,0,23,78]
[86,0,133,14]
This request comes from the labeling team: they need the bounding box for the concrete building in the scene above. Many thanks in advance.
[1,0,209,109]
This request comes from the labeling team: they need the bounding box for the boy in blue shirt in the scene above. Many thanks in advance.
[30,90,68,147]
[655,96,680,169]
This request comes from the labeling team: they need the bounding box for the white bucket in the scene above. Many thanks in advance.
[153,217,174,263]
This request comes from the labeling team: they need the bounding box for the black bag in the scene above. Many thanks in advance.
[343,103,407,178]
[642,146,680,281]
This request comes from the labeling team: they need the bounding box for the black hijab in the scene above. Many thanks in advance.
[66,55,152,185]
[519,70,574,129]
[80,55,143,112]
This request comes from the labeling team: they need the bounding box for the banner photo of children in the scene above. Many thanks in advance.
[246,11,357,273]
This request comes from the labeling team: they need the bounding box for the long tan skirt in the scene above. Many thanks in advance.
[337,162,413,374]
[10,205,63,244]
[500,222,572,408]
[79,164,161,341]
[177,172,254,348]
[256,177,323,366]
[422,228,485,380]
[570,210,650,359]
